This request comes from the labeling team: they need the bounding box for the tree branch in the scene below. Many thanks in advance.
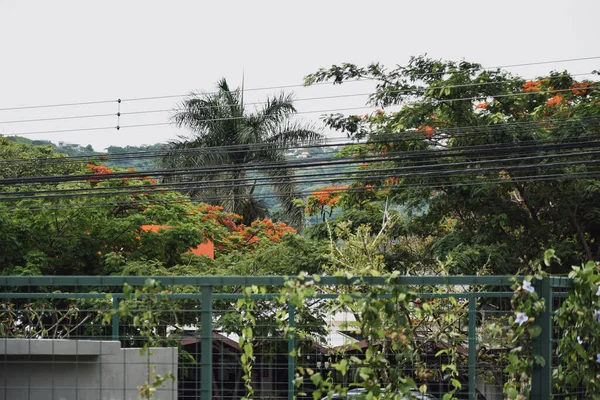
[569,208,593,261]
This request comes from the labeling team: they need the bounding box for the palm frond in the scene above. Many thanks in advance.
[257,92,297,131]
[267,121,324,147]
[164,80,318,228]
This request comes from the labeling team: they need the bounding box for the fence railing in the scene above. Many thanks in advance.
[0,275,574,400]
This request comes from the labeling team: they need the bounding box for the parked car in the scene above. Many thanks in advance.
[321,388,437,400]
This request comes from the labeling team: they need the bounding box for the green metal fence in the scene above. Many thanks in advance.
[0,275,575,400]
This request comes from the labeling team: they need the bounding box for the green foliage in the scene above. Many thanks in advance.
[304,56,600,274]
[0,137,86,179]
[216,234,327,276]
[0,140,323,278]
[503,273,547,399]
[5,136,169,171]
[555,261,600,398]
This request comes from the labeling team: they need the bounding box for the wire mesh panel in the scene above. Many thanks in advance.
[0,275,572,400]
[0,289,178,400]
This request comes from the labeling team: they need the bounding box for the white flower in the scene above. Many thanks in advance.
[577,336,583,345]
[595,310,600,323]
[515,312,529,326]
[596,353,600,364]
[595,286,600,297]
[522,281,535,293]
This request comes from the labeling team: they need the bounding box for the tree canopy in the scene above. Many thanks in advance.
[304,56,600,274]
[0,140,325,277]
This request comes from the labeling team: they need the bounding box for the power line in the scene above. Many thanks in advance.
[2,116,598,167]
[2,150,599,201]
[3,71,596,126]
[1,55,598,113]
[1,170,598,212]
[3,134,600,186]
[4,84,599,137]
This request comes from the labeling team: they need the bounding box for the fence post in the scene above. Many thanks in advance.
[111,296,119,341]
[468,296,477,400]
[288,303,296,400]
[201,286,213,400]
[531,277,553,400]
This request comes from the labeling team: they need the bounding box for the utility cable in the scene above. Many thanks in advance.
[3,136,600,186]
[1,55,598,112]
[1,153,599,202]
[5,85,599,137]
[2,116,598,167]
[1,171,598,212]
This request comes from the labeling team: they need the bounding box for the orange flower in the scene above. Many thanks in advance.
[546,94,563,106]
[571,82,590,96]
[375,109,385,116]
[418,125,434,139]
[310,185,349,207]
[385,177,397,186]
[86,163,114,175]
[523,81,540,92]
[475,102,489,109]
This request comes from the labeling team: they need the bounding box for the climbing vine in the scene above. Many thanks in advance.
[503,273,546,399]
[555,260,600,398]
[4,258,600,399]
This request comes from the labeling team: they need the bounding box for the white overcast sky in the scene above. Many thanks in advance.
[1,0,599,150]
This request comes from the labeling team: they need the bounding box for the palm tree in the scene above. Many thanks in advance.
[160,78,322,226]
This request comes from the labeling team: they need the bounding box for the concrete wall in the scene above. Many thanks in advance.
[0,339,177,400]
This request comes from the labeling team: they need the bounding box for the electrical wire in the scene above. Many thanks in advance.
[3,135,600,186]
[1,55,598,113]
[2,115,598,167]
[2,150,599,202]
[1,170,598,213]
[6,137,598,188]
[3,71,596,126]
[4,85,599,136]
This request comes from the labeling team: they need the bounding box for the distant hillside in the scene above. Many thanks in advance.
[4,136,167,171]
[104,144,169,170]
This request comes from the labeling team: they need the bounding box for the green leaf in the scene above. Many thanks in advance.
[527,325,542,339]
[450,378,462,390]
[534,355,546,367]
[310,372,323,386]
